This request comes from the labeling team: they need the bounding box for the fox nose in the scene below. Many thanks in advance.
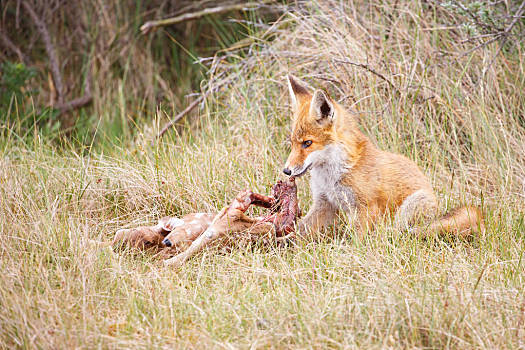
[283,168,292,176]
[162,238,172,247]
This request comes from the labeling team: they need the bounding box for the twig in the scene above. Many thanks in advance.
[0,29,28,64]
[156,93,208,139]
[459,32,499,44]
[22,1,93,116]
[504,1,525,39]
[140,1,273,35]
[483,0,525,74]
[55,63,92,115]
[155,51,245,140]
[155,67,242,140]
[55,94,92,114]
[451,0,502,33]
[21,0,64,104]
[458,0,525,61]
[332,58,399,91]
[459,34,501,58]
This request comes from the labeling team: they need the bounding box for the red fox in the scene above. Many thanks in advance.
[282,75,484,239]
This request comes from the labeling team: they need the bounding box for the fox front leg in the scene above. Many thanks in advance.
[297,199,338,238]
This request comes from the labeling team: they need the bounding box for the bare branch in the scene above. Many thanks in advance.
[451,1,503,33]
[456,0,525,60]
[20,1,93,117]
[140,1,274,35]
[458,34,502,58]
[156,94,207,139]
[502,1,525,37]
[156,68,240,140]
[332,58,399,92]
[483,0,525,74]
[0,29,28,64]
[21,0,64,104]
[55,94,92,114]
[55,63,92,115]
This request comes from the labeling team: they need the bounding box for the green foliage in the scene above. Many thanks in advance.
[0,61,59,137]
[0,62,37,107]
[439,1,512,37]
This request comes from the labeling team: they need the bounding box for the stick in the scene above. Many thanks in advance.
[21,0,64,104]
[332,58,398,91]
[156,68,241,139]
[156,93,207,139]
[0,29,28,64]
[21,1,93,116]
[484,0,525,71]
[55,92,92,114]
[55,62,92,115]
[459,0,525,75]
[140,1,273,35]
[458,0,525,60]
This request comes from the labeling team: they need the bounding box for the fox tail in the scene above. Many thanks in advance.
[418,206,485,238]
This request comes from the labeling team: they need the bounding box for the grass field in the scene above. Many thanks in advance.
[1,0,524,348]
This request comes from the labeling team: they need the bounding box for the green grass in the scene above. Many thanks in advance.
[1,0,524,348]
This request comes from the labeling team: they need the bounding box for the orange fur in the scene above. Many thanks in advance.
[284,75,483,239]
[415,206,485,238]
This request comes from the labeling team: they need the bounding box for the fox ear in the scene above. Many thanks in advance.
[286,74,310,111]
[310,89,334,125]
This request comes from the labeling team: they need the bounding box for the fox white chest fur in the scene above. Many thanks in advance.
[307,144,357,212]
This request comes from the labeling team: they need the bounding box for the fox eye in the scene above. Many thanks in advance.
[302,140,312,149]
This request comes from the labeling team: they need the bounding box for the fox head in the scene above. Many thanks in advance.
[283,75,351,177]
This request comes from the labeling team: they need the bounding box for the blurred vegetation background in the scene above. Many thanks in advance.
[1,0,523,148]
[0,0,281,146]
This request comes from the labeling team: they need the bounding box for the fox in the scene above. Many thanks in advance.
[282,75,484,239]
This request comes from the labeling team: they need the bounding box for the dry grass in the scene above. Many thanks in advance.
[1,0,525,348]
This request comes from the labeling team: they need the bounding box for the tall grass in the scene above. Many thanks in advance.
[1,0,524,348]
[1,0,263,142]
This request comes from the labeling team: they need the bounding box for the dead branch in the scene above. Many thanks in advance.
[451,1,503,34]
[21,1,92,116]
[140,1,273,35]
[502,1,525,43]
[439,0,525,62]
[332,58,399,92]
[153,11,273,141]
[21,0,64,104]
[155,67,239,140]
[453,0,525,77]
[156,93,207,139]
[0,29,28,64]
[54,90,92,114]
[54,63,92,115]
[483,0,525,73]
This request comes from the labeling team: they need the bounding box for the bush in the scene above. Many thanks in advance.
[0,61,59,136]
